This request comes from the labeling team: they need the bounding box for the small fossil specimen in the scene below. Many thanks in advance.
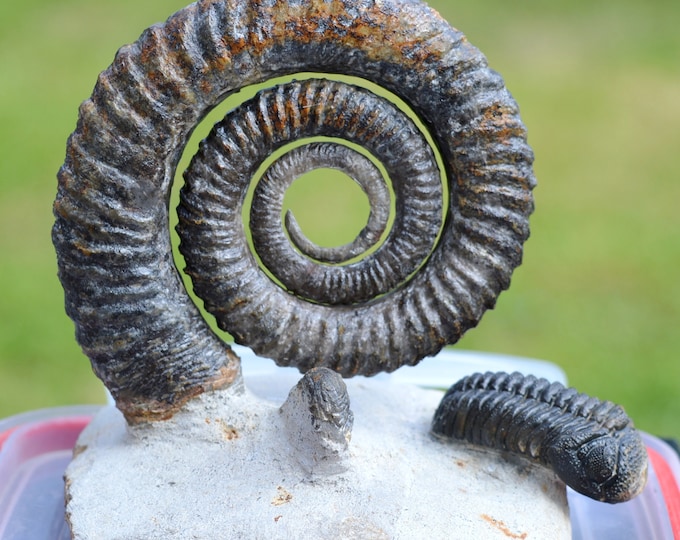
[280,367,354,476]
[431,372,648,503]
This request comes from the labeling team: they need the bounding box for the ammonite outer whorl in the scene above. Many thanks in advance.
[53,0,536,421]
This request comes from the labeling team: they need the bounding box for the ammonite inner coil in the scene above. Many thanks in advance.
[53,0,536,422]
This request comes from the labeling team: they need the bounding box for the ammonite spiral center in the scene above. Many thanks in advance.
[257,142,390,267]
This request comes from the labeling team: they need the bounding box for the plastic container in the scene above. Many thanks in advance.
[0,406,99,540]
[569,432,680,540]
[1,350,678,539]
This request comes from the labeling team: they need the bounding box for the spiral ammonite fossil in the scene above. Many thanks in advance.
[53,0,536,422]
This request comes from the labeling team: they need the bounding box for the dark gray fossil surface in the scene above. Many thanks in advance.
[53,0,535,422]
[432,371,648,503]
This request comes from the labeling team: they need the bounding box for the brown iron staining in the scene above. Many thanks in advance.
[118,361,242,424]
[252,0,423,62]
[481,514,528,540]
[53,0,535,422]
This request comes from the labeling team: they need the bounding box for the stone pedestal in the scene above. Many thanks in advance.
[65,369,571,539]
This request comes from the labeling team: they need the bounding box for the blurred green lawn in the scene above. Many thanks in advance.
[0,0,678,439]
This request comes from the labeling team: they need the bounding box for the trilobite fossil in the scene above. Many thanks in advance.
[431,371,648,503]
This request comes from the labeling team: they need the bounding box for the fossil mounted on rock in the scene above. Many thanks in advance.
[53,1,645,538]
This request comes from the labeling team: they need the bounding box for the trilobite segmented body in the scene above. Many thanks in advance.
[53,0,536,422]
[431,372,648,503]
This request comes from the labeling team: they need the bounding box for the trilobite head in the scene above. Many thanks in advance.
[547,429,648,503]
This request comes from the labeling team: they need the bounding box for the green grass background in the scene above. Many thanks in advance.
[0,0,678,440]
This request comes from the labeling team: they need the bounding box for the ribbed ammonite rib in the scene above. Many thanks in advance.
[53,0,536,421]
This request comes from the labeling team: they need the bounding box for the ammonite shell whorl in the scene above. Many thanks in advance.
[53,0,536,421]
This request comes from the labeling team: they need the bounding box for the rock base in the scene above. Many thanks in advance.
[65,374,571,539]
